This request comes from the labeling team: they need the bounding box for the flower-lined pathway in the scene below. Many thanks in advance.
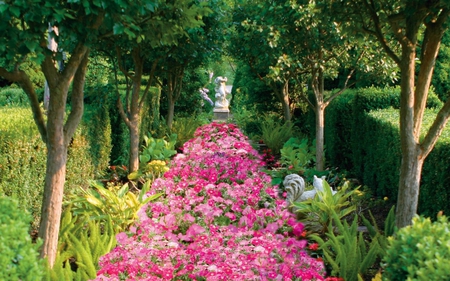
[95,122,325,280]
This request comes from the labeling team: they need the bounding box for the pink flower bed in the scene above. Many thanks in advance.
[95,122,325,280]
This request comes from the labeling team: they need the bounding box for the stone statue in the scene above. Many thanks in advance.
[284,174,336,208]
[214,76,231,109]
[284,174,305,204]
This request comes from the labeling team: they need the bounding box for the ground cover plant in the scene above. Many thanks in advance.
[94,122,326,280]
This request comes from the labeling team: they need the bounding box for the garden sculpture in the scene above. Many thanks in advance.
[214,76,231,109]
[284,174,336,207]
[284,174,305,203]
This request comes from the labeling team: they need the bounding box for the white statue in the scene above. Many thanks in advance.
[214,76,231,109]
[284,174,305,203]
[284,174,336,209]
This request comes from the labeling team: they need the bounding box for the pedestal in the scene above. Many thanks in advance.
[213,108,230,121]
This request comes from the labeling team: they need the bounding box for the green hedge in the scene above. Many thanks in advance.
[324,87,449,216]
[0,107,96,230]
[0,87,29,107]
[0,196,44,280]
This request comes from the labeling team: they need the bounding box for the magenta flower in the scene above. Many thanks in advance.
[94,122,325,280]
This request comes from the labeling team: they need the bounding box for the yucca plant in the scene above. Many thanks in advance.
[311,210,385,281]
[170,116,204,150]
[43,207,117,281]
[260,115,297,156]
[292,180,358,234]
[69,180,162,233]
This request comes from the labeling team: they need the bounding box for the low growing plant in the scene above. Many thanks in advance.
[264,137,323,187]
[94,122,326,280]
[43,208,117,281]
[383,214,450,281]
[292,180,359,235]
[311,210,386,281]
[260,114,298,156]
[127,133,177,185]
[68,181,162,233]
[0,196,44,281]
[170,116,204,150]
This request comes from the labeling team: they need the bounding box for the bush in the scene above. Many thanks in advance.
[383,215,450,281]
[0,107,95,230]
[0,88,29,106]
[260,114,298,156]
[82,103,112,177]
[0,196,44,281]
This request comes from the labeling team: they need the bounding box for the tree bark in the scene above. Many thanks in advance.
[38,45,89,267]
[315,103,325,171]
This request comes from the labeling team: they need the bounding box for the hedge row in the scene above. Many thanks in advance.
[324,87,449,216]
[0,106,111,230]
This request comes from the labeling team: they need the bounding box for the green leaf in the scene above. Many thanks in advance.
[24,40,39,52]
[9,6,20,17]
[113,23,124,35]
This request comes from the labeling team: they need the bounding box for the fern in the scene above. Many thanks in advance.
[45,208,118,281]
[260,115,297,155]
[311,209,384,281]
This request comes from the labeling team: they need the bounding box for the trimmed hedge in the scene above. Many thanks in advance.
[0,107,96,230]
[324,87,450,216]
[0,196,44,280]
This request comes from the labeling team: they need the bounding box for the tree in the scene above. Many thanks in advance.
[158,2,228,129]
[0,1,106,266]
[231,0,394,170]
[231,0,297,122]
[100,0,211,172]
[332,0,450,227]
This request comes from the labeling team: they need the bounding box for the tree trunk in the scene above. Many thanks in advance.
[167,96,175,129]
[127,78,142,173]
[128,120,140,173]
[39,132,67,266]
[315,103,325,171]
[396,145,424,228]
[281,82,291,122]
[38,45,89,267]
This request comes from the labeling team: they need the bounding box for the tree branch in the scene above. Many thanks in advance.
[420,99,450,158]
[64,50,90,146]
[0,67,47,143]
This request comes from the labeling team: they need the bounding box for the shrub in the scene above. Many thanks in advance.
[260,114,298,156]
[0,87,29,106]
[43,207,117,281]
[383,214,450,281]
[0,196,44,281]
[170,116,204,150]
[311,209,387,281]
[82,103,112,177]
[0,107,96,230]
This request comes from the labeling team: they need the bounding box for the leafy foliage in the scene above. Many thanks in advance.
[311,209,386,281]
[0,197,44,281]
[68,181,162,233]
[43,207,117,281]
[260,115,298,156]
[265,137,320,187]
[383,214,450,281]
[292,180,358,235]
[170,115,205,150]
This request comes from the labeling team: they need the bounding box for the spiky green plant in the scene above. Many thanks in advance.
[292,180,358,234]
[69,181,162,233]
[43,207,117,281]
[311,210,385,281]
[260,115,297,156]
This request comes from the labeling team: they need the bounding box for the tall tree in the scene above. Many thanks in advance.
[101,0,211,172]
[0,0,107,266]
[158,2,228,128]
[231,0,393,170]
[332,0,450,227]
